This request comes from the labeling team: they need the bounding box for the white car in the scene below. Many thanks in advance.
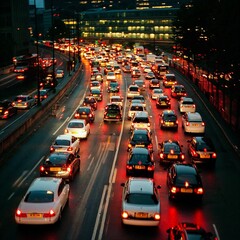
[127,85,140,99]
[128,102,146,120]
[50,134,80,155]
[151,88,164,100]
[106,71,116,81]
[65,119,90,139]
[121,177,161,226]
[90,81,102,91]
[110,95,123,108]
[12,94,35,109]
[132,95,146,107]
[182,112,205,134]
[178,97,196,113]
[56,69,64,78]
[130,111,151,133]
[15,177,70,225]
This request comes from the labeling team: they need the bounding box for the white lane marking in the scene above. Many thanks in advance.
[87,156,95,171]
[213,224,220,240]
[52,116,70,135]
[8,192,15,200]
[13,171,28,187]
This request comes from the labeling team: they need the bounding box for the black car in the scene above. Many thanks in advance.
[167,222,216,240]
[127,129,153,152]
[158,140,184,164]
[171,84,187,98]
[107,81,120,93]
[156,95,171,108]
[39,152,80,181]
[83,96,97,110]
[167,163,204,201]
[90,88,103,101]
[74,106,95,122]
[0,99,17,119]
[149,78,160,89]
[126,147,155,178]
[103,103,122,122]
[159,110,178,130]
[187,136,217,166]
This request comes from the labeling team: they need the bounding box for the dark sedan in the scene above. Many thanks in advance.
[159,110,178,130]
[156,95,171,109]
[74,106,95,122]
[83,96,98,110]
[158,140,184,164]
[167,163,204,201]
[39,152,80,181]
[171,84,187,98]
[0,99,17,119]
[90,88,103,101]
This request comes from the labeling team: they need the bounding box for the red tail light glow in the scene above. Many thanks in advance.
[122,211,128,219]
[16,209,27,217]
[40,166,45,172]
[67,147,73,152]
[212,153,217,158]
[50,146,54,152]
[195,188,204,195]
[154,213,161,220]
[43,210,56,218]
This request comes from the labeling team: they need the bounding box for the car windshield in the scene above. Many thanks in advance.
[196,142,213,151]
[79,108,90,114]
[132,134,149,142]
[126,193,158,205]
[68,122,84,128]
[24,190,54,203]
[129,86,139,91]
[133,117,149,123]
[164,144,181,153]
[130,154,150,164]
[110,82,118,87]
[130,106,144,111]
[85,98,96,103]
[176,174,198,185]
[107,109,120,114]
[54,140,70,146]
[164,115,177,121]
[15,96,27,101]
[185,233,205,240]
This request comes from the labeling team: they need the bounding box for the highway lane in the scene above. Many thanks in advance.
[0,59,239,239]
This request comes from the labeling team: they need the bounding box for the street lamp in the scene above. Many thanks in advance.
[51,0,56,92]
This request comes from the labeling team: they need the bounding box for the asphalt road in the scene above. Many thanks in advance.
[0,58,239,240]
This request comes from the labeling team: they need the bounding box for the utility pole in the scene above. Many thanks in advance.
[51,0,56,92]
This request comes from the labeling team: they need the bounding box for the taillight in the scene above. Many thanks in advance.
[194,188,204,195]
[181,154,185,160]
[147,123,150,127]
[43,210,56,218]
[202,122,205,126]
[192,150,198,157]
[176,120,178,124]
[193,104,196,108]
[75,113,80,118]
[147,165,154,171]
[122,211,128,219]
[128,143,132,148]
[67,147,73,152]
[154,213,160,220]
[4,110,9,115]
[171,187,178,194]
[160,153,164,159]
[89,114,92,117]
[64,129,69,133]
[67,166,71,173]
[212,153,217,158]
[40,166,45,172]
[50,146,54,152]
[126,165,133,170]
[15,209,27,218]
[186,122,189,126]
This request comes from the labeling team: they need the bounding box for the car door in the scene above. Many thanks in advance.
[58,180,69,207]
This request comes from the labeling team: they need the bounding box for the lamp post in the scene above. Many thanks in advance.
[34,0,41,106]
[51,0,56,92]
[68,17,71,76]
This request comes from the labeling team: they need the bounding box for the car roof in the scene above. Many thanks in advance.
[128,177,154,194]
[28,177,62,192]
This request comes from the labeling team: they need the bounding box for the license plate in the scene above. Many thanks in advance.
[50,167,61,171]
[181,188,193,193]
[81,115,87,118]
[166,122,173,126]
[0,110,2,112]
[136,145,145,147]
[135,165,146,169]
[135,212,148,218]
[191,123,199,127]
[168,154,178,159]
[28,213,42,218]
[200,153,210,158]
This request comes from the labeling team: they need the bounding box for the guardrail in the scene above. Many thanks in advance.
[0,62,83,159]
[0,65,14,75]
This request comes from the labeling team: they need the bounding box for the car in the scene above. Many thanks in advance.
[120,177,161,226]
[163,73,177,87]
[133,79,145,91]
[143,65,152,73]
[127,129,153,152]
[167,222,217,240]
[65,119,90,139]
[151,88,164,100]
[156,95,171,108]
[187,136,217,166]
[74,106,95,122]
[110,95,123,108]
[56,69,64,78]
[104,65,113,75]
[107,81,120,93]
[128,102,146,120]
[12,94,35,109]
[50,134,80,155]
[130,111,151,133]
[122,64,131,73]
[90,88,103,101]
[182,112,205,134]
[127,84,140,99]
[113,65,121,74]
[34,89,48,102]
[90,80,102,91]
[83,96,97,110]
[15,177,70,225]
[149,78,160,89]
[178,97,196,113]
[131,68,141,78]
[158,140,184,164]
[103,103,122,122]
[132,95,146,107]
[159,110,178,130]
[94,73,104,83]
[171,84,187,98]
[106,71,116,81]
[167,163,204,201]
[145,71,155,80]
[39,152,80,181]
[126,147,155,178]
[0,99,17,119]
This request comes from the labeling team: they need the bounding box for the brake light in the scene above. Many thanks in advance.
[186,121,189,126]
[67,147,73,152]
[194,188,204,195]
[192,150,198,157]
[40,166,45,172]
[176,120,178,124]
[147,123,150,127]
[148,144,153,150]
[160,153,164,159]
[50,146,54,152]
[171,187,178,194]
[122,211,128,219]
[181,154,185,160]
[147,165,154,171]
[212,153,217,158]
[64,129,69,133]
[193,104,196,108]
[89,114,92,117]
[15,209,27,218]
[170,149,174,154]
[128,143,132,148]
[202,122,205,126]
[75,113,80,118]
[43,210,56,218]
[67,166,71,173]
[154,213,161,220]
[126,165,133,170]
[185,181,189,187]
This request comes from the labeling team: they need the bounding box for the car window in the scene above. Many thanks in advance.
[54,139,70,146]
[131,106,144,111]
[126,193,158,205]
[24,190,54,203]
[164,144,180,152]
[47,155,67,165]
[176,174,198,185]
[132,134,149,141]
[130,154,150,163]
[68,122,84,128]
[133,117,149,123]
